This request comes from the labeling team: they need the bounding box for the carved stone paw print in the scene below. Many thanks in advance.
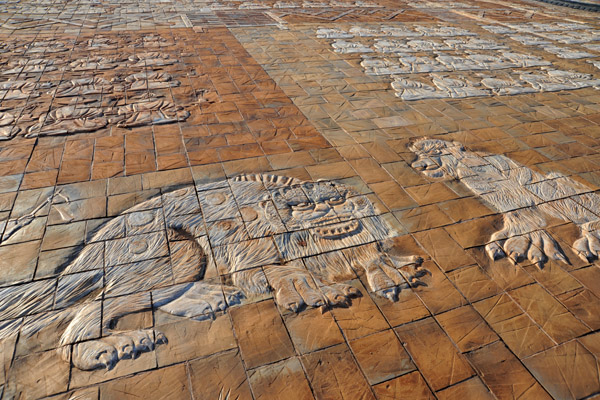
[485,230,567,268]
[364,255,425,301]
[573,221,600,262]
[69,329,166,371]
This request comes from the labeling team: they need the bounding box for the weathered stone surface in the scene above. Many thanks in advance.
[436,306,499,352]
[302,344,375,400]
[466,341,552,400]
[249,357,315,400]
[230,300,295,369]
[349,329,415,385]
[523,341,600,400]
[372,371,434,400]
[395,318,474,391]
[474,293,555,358]
[188,349,253,399]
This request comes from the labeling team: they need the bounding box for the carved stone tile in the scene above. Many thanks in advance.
[4,349,70,399]
[372,371,434,400]
[436,377,496,400]
[99,364,191,400]
[466,342,552,400]
[473,293,555,358]
[435,306,499,352]
[248,357,315,400]
[188,349,253,400]
[349,329,415,385]
[230,300,295,369]
[395,317,474,391]
[509,283,590,343]
[155,313,236,366]
[283,307,345,353]
[302,343,375,400]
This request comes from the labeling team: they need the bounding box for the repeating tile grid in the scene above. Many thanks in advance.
[0,0,600,398]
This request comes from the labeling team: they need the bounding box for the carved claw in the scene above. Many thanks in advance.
[486,231,567,269]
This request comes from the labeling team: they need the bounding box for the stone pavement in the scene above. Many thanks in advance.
[1,0,600,398]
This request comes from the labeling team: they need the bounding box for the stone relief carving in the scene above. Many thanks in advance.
[2,58,57,75]
[27,106,108,137]
[410,139,600,267]
[445,38,507,50]
[332,39,373,53]
[106,99,190,128]
[431,74,490,98]
[509,35,551,46]
[501,52,551,67]
[0,112,20,140]
[360,57,406,75]
[0,175,424,371]
[0,35,192,140]
[480,25,516,34]
[479,75,536,95]
[542,46,595,59]
[391,77,444,100]
[69,56,121,71]
[398,55,447,73]
[0,80,50,100]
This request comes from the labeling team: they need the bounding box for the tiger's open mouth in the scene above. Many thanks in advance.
[315,220,360,239]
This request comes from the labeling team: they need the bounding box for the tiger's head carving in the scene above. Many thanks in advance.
[409,138,466,179]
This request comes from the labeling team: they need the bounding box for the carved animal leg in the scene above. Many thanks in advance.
[485,209,566,268]
[156,281,244,321]
[69,329,166,371]
[59,300,167,371]
[573,221,600,262]
[362,254,425,301]
[264,263,359,312]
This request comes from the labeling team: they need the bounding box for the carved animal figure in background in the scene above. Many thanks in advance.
[0,174,423,371]
[410,138,600,267]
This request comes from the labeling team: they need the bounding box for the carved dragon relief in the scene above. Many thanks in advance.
[0,174,424,371]
[410,138,600,267]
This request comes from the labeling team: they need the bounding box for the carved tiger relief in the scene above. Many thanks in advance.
[0,174,424,371]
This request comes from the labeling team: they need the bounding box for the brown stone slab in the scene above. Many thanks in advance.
[474,293,554,358]
[523,341,600,400]
[436,306,499,353]
[395,317,474,391]
[369,181,418,211]
[4,349,70,399]
[557,288,600,330]
[372,371,435,400]
[283,307,345,354]
[349,329,415,385]
[510,284,590,343]
[188,349,253,400]
[329,280,390,340]
[436,377,495,400]
[370,286,431,328]
[447,265,501,302]
[301,343,375,400]
[155,312,237,367]
[248,357,314,400]
[230,299,295,369]
[466,341,552,400]
[412,260,467,315]
[99,364,191,400]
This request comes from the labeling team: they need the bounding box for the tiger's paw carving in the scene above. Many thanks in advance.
[486,230,567,268]
[365,255,426,301]
[573,221,600,262]
[69,329,166,371]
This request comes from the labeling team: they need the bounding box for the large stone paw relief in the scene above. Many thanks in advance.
[0,174,424,372]
[410,138,600,268]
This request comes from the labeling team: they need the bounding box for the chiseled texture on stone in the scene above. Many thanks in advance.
[2,0,600,397]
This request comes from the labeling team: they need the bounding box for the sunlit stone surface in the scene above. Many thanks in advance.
[1,0,600,397]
